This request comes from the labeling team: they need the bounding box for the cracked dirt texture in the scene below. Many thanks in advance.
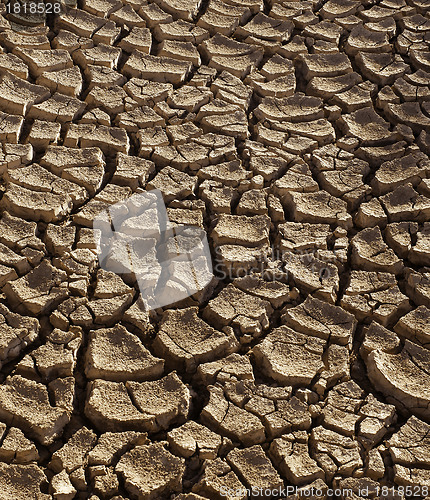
[0,0,429,498]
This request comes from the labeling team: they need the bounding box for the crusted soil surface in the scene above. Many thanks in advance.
[0,0,430,498]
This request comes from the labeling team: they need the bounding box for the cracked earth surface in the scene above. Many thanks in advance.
[0,0,429,498]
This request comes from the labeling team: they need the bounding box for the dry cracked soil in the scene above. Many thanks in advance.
[0,0,429,498]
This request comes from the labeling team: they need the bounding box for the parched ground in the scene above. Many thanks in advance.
[0,0,429,498]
